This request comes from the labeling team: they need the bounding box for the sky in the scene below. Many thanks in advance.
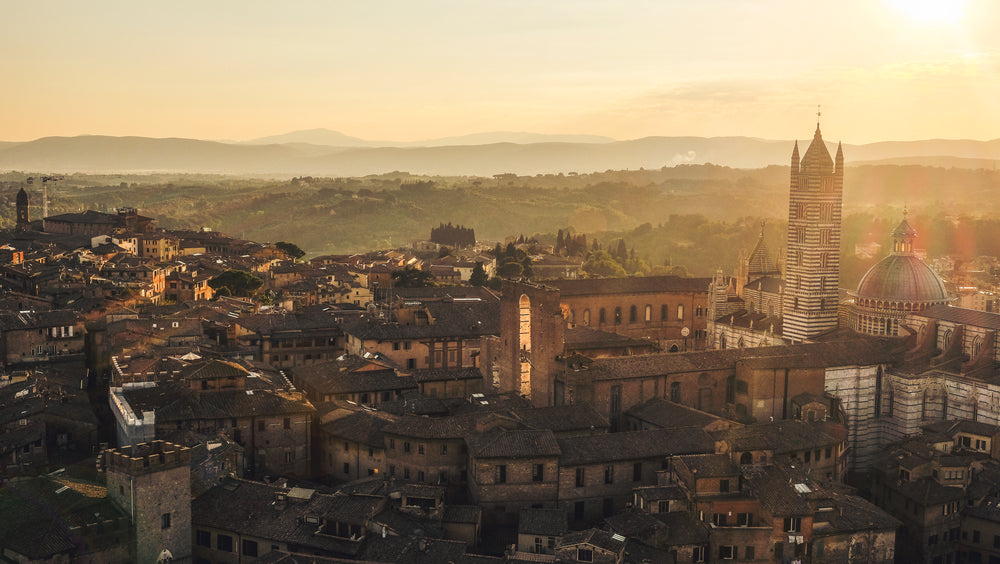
[3,0,1000,144]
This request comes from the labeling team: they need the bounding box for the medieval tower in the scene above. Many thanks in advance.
[15,187,29,230]
[781,124,843,342]
[104,441,192,563]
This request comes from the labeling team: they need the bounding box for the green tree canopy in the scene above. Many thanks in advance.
[392,265,435,287]
[209,270,263,297]
[582,250,627,278]
[469,261,489,286]
[275,241,305,260]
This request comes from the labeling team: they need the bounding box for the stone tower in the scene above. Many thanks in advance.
[15,187,29,230]
[782,124,843,342]
[494,280,565,407]
[104,440,192,563]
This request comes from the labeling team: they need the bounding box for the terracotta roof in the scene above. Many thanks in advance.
[518,507,567,536]
[545,275,711,296]
[557,427,713,466]
[467,428,561,459]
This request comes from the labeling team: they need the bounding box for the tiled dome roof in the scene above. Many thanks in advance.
[856,254,948,303]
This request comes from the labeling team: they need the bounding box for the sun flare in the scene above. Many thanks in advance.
[886,0,967,24]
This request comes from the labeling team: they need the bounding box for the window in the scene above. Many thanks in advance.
[217,533,234,552]
[975,530,981,543]
[196,529,211,547]
[283,417,291,429]
[713,513,727,526]
[418,470,425,482]
[582,309,591,325]
[577,548,594,562]
[242,539,259,557]
[645,305,652,322]
[614,307,622,325]
[677,304,684,320]
[533,463,544,482]
[576,468,585,487]
[633,462,642,482]
[258,420,266,432]
[629,305,637,323]
[720,479,729,493]
[603,497,614,516]
[161,512,171,529]
[389,438,395,450]
[661,304,668,321]
[670,382,681,402]
[719,545,735,559]
[393,341,400,350]
[599,308,606,324]
[692,546,706,562]
[404,467,410,479]
[343,462,350,474]
[404,442,411,453]
[785,516,801,532]
[343,441,350,452]
[737,512,753,526]
[496,464,507,484]
[604,464,614,484]
[418,443,425,455]
[441,444,448,455]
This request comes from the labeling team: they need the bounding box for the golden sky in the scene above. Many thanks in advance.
[3,0,999,143]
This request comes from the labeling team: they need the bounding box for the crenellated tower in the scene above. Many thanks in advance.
[782,124,843,342]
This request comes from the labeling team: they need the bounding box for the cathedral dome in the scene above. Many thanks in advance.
[850,213,951,337]
[856,254,949,302]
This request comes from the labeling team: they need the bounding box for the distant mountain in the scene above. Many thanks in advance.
[410,131,615,146]
[2,133,999,176]
[242,129,384,147]
[241,128,616,147]
[0,136,303,174]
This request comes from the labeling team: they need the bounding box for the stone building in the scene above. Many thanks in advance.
[104,440,192,564]
[848,212,952,337]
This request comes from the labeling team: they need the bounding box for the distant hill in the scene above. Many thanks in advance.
[242,128,616,147]
[1,133,999,176]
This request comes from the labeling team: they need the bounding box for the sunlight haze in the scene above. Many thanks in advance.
[3,0,999,143]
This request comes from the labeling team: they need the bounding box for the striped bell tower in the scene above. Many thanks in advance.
[782,123,843,342]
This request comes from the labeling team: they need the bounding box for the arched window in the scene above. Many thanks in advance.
[599,308,607,324]
[973,335,983,358]
[644,305,652,322]
[740,452,753,465]
[614,307,622,325]
[670,382,681,402]
[737,337,744,348]
[661,304,668,321]
[720,335,728,349]
[677,304,684,321]
[629,305,637,323]
[583,309,591,326]
[569,309,576,324]
[518,295,532,396]
[943,329,953,349]
[669,344,679,352]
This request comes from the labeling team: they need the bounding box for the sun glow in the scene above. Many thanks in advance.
[886,0,967,24]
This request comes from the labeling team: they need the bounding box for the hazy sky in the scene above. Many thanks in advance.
[4,0,1000,143]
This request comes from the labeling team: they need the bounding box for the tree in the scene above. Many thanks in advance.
[469,262,489,286]
[438,246,453,258]
[496,260,524,279]
[582,250,627,278]
[275,241,305,261]
[209,270,263,297]
[391,265,435,287]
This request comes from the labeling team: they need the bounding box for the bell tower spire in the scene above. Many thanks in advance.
[782,120,843,342]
